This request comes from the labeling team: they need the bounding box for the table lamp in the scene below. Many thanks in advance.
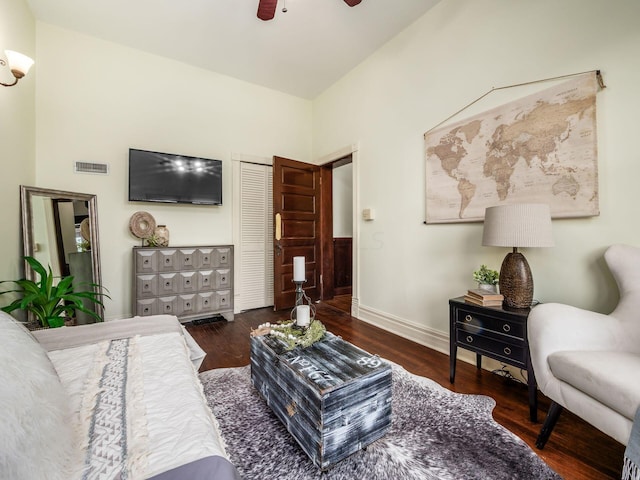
[482,204,554,308]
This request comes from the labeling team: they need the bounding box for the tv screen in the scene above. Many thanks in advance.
[128,149,222,205]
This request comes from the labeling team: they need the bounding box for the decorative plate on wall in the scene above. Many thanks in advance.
[129,211,156,239]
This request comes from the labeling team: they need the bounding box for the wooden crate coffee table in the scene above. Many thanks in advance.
[250,331,392,470]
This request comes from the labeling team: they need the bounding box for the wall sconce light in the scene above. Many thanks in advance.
[1,50,34,87]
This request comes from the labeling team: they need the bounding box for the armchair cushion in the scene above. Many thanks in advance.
[549,351,640,420]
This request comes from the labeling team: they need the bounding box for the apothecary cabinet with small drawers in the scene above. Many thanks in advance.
[132,245,234,322]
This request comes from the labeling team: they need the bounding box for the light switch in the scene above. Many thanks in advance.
[362,208,375,221]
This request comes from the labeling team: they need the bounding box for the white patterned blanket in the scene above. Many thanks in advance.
[48,332,231,480]
[82,338,147,479]
[623,407,640,480]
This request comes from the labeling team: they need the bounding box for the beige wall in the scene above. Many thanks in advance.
[34,22,312,319]
[313,0,640,349]
[0,0,35,286]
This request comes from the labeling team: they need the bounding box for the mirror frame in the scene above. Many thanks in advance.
[20,185,103,321]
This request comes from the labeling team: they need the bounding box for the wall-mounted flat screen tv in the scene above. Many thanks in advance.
[128,148,222,205]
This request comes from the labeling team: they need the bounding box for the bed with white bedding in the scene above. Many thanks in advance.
[0,312,239,480]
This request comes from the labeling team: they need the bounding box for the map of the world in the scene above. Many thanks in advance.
[424,73,599,223]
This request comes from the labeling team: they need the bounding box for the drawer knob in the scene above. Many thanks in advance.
[464,315,472,323]
[466,335,473,343]
[503,324,511,333]
[165,258,170,264]
[504,347,512,355]
[222,276,226,282]
[222,256,226,261]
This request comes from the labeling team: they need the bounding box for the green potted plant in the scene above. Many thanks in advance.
[473,264,499,292]
[0,256,109,328]
[145,234,160,247]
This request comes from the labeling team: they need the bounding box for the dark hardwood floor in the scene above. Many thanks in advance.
[185,296,625,480]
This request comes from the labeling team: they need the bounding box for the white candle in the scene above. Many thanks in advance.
[293,256,305,282]
[296,305,310,327]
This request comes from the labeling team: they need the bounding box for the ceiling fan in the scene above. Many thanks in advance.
[257,0,363,21]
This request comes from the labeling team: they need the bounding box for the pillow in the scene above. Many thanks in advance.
[0,311,81,480]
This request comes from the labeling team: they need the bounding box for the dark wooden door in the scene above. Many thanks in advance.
[273,156,322,310]
[333,237,352,296]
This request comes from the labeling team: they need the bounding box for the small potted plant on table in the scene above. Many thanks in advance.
[0,256,109,328]
[473,264,499,293]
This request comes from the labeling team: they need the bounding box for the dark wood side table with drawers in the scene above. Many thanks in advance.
[449,296,538,422]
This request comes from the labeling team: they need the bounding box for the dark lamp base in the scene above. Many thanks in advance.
[499,252,533,309]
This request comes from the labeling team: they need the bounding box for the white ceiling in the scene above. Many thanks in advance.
[26,0,441,99]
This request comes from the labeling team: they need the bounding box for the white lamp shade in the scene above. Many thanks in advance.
[5,50,34,77]
[482,203,554,248]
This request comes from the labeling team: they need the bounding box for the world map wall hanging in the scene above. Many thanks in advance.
[424,72,599,224]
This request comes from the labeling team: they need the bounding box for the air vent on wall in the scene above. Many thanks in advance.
[74,161,109,175]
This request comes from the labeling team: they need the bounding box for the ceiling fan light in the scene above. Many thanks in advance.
[344,0,363,6]
[257,0,278,21]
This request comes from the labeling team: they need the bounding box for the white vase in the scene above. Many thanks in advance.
[478,283,498,293]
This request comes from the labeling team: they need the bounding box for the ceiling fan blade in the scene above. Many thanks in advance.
[257,0,278,21]
[343,0,363,6]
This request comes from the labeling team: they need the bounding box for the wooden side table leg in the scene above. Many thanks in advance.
[450,343,457,383]
[476,353,482,370]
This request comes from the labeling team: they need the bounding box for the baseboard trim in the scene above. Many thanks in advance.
[354,302,488,369]
[356,304,450,356]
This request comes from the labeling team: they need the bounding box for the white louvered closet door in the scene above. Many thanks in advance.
[239,162,274,310]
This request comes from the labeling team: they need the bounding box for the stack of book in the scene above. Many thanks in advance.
[464,288,504,306]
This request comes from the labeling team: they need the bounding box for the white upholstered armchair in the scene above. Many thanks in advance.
[528,244,640,448]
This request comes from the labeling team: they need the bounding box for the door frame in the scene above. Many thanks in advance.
[317,144,359,316]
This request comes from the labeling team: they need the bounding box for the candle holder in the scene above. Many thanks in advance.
[290,280,316,329]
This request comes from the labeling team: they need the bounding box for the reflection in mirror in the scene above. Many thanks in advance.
[20,186,103,323]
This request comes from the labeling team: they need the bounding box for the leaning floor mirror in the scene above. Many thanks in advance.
[20,185,104,323]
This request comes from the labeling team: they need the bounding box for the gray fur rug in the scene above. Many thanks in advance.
[199,364,561,480]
